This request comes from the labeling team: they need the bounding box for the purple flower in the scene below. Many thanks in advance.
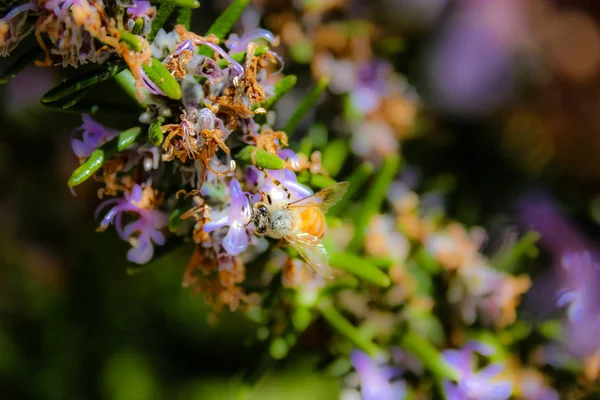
[71,114,119,158]
[278,149,300,170]
[442,341,512,400]
[247,167,313,203]
[41,0,111,67]
[186,55,224,83]
[518,370,559,400]
[556,251,600,357]
[350,350,407,400]
[225,28,277,54]
[518,193,600,356]
[350,61,392,114]
[203,179,252,256]
[126,0,156,20]
[96,185,168,264]
[425,1,521,114]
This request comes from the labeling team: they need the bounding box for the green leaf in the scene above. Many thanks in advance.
[67,127,141,187]
[205,0,250,40]
[400,332,459,380]
[283,77,328,134]
[237,146,286,169]
[68,149,105,187]
[176,7,192,30]
[490,231,540,273]
[39,99,99,114]
[114,70,149,107]
[297,172,337,190]
[147,2,176,42]
[307,123,328,150]
[153,0,200,7]
[539,319,562,340]
[119,31,144,52]
[41,63,126,103]
[365,256,394,268]
[130,18,145,35]
[141,58,182,100]
[58,88,91,109]
[116,127,142,151]
[329,252,391,287]
[322,139,348,177]
[318,300,381,357]
[148,116,165,146]
[348,154,400,251]
[329,162,374,216]
[255,75,297,111]
[414,247,441,274]
[0,47,43,84]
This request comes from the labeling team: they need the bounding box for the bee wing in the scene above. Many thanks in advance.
[287,181,350,213]
[287,233,334,279]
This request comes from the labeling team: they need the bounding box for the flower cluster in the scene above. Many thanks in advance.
[2,0,598,398]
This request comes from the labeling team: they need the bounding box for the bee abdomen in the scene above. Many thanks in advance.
[297,208,326,238]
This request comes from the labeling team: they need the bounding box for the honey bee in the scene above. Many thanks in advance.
[252,181,350,278]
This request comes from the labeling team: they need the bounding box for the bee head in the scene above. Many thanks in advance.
[252,202,269,234]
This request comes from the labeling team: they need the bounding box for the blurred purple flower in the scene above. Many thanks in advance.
[203,179,253,256]
[350,61,392,115]
[5,66,57,117]
[517,193,590,257]
[350,350,407,400]
[518,193,600,357]
[519,370,559,400]
[442,341,512,400]
[96,185,168,264]
[556,251,600,357]
[71,114,119,158]
[425,1,522,114]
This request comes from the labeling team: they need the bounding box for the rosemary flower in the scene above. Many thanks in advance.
[96,184,168,264]
[203,178,252,256]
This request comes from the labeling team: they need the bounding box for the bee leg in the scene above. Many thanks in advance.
[272,179,292,201]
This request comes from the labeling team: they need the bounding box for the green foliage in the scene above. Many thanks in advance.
[205,0,250,40]
[400,333,459,381]
[329,161,374,216]
[67,127,141,187]
[257,75,298,111]
[153,0,200,7]
[237,146,286,169]
[0,47,43,84]
[283,77,329,135]
[148,116,165,146]
[176,7,193,30]
[41,63,126,104]
[348,154,400,250]
[318,300,381,357]
[329,252,391,287]
[141,58,183,100]
[147,2,176,42]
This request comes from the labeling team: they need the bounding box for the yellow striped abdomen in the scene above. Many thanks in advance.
[295,207,326,238]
